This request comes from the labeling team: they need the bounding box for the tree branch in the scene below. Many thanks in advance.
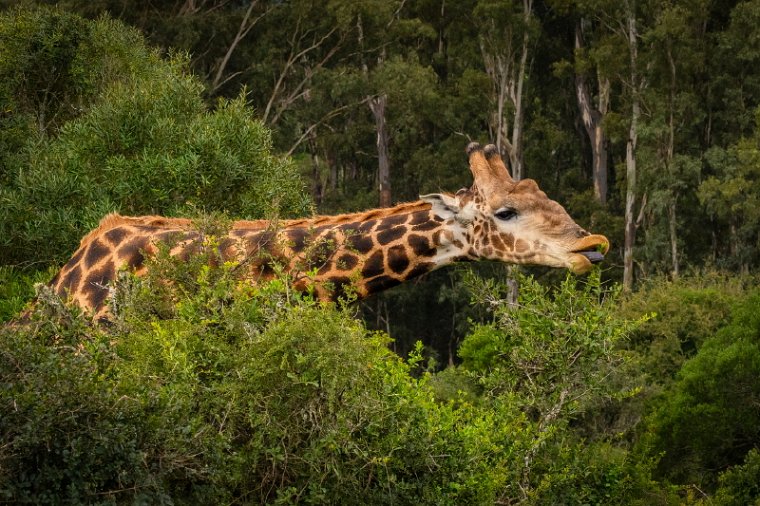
[285,98,371,157]
[210,0,269,93]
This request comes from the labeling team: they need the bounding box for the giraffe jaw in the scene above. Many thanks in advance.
[568,234,610,274]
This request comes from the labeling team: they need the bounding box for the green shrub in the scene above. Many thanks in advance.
[713,449,760,506]
[0,222,513,504]
[458,269,658,504]
[640,289,760,492]
[531,441,673,506]
[460,270,637,415]
[0,266,56,322]
[0,7,311,266]
[618,271,753,384]
[0,7,164,183]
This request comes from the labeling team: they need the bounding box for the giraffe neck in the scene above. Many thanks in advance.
[229,201,471,300]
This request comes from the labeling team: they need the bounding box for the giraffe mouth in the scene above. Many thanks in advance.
[568,235,609,273]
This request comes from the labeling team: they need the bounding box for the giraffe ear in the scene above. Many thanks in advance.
[420,193,460,218]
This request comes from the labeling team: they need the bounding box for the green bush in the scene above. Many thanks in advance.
[459,270,637,415]
[618,271,753,384]
[0,224,513,504]
[457,269,660,504]
[0,266,56,322]
[0,7,311,266]
[531,441,673,506]
[713,449,760,506]
[0,7,164,183]
[640,289,760,492]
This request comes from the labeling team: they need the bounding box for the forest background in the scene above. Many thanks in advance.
[1,0,760,504]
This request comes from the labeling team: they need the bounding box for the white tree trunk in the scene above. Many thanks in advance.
[667,44,679,278]
[480,0,533,182]
[623,3,639,292]
[369,94,391,207]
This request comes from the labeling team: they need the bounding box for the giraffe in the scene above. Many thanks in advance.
[46,142,609,321]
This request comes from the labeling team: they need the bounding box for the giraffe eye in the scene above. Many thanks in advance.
[495,208,518,221]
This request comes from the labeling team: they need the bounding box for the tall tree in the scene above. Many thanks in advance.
[369,92,392,206]
[638,0,709,278]
[623,0,642,291]
[477,0,535,181]
[574,20,611,205]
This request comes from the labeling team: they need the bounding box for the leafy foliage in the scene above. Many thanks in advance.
[0,8,310,267]
[0,6,156,173]
[0,266,55,322]
[0,227,513,504]
[457,269,659,503]
[641,289,760,492]
[618,271,753,384]
[712,449,760,506]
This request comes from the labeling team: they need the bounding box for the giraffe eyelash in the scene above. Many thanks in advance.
[494,208,518,221]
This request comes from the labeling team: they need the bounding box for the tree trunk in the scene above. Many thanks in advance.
[509,9,530,182]
[666,43,679,278]
[623,4,639,292]
[480,0,533,182]
[369,94,392,207]
[308,130,323,206]
[575,24,609,205]
[327,149,337,195]
[668,201,679,277]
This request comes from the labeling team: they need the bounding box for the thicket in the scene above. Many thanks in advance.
[0,6,310,267]
[1,222,660,504]
[640,289,760,492]
[620,275,760,501]
[5,244,760,503]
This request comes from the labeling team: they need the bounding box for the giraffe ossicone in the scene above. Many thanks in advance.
[48,142,609,320]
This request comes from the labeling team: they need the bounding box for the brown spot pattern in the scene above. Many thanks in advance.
[387,245,409,274]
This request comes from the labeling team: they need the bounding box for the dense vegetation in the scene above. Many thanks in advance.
[1,3,760,504]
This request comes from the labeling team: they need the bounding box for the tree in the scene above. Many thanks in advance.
[476,0,535,181]
[0,7,158,183]
[459,270,642,502]
[574,19,612,205]
[634,0,709,278]
[0,8,310,266]
[699,136,760,273]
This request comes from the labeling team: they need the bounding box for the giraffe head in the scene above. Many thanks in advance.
[421,142,609,273]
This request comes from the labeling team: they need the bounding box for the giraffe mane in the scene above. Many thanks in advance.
[80,200,439,248]
[234,200,436,229]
